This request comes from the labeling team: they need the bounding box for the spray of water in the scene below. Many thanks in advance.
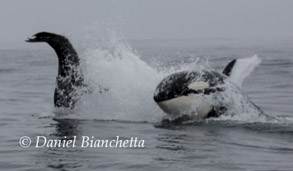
[44,29,291,125]
[77,34,164,122]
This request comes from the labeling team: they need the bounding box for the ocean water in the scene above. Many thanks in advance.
[0,37,293,171]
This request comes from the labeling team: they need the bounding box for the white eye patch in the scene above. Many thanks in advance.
[188,81,209,91]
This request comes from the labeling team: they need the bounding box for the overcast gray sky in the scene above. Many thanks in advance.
[1,0,293,44]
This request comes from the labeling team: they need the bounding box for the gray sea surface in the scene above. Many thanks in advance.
[0,39,293,171]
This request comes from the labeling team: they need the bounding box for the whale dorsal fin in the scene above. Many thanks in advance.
[222,59,236,76]
[222,55,262,87]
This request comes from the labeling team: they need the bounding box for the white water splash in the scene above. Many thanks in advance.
[229,55,262,87]
[77,35,164,122]
[46,30,289,124]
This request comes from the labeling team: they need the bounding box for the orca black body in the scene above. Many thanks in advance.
[154,71,225,103]
[26,32,86,108]
[154,70,227,119]
[154,56,262,120]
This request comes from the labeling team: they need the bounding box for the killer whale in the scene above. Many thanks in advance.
[26,32,86,108]
[154,56,262,120]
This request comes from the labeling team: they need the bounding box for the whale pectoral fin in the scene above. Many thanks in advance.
[222,55,262,87]
[160,115,192,126]
[206,107,226,118]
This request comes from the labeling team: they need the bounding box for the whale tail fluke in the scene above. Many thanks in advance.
[26,32,86,108]
[223,55,262,87]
